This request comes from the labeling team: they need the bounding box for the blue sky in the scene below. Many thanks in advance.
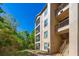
[1,3,46,33]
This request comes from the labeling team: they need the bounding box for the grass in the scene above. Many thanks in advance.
[12,51,36,56]
[0,50,36,56]
[0,49,48,56]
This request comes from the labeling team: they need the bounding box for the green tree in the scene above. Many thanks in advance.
[0,7,22,55]
[26,30,35,49]
[17,30,35,50]
[0,7,4,13]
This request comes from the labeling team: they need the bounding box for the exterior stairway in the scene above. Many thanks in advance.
[53,40,69,56]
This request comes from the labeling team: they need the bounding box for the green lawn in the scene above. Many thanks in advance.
[0,50,36,56]
[0,49,48,56]
[11,51,36,56]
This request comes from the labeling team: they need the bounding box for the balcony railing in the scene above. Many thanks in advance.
[56,3,69,16]
[57,17,69,29]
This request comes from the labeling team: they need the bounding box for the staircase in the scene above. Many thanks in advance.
[54,40,69,56]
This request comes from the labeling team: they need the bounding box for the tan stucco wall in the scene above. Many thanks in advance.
[49,4,62,54]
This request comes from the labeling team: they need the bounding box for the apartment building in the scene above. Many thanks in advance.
[35,3,69,55]
[35,4,50,51]
[50,3,79,56]
[50,3,69,55]
[35,3,79,56]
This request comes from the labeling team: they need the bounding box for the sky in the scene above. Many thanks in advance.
[1,3,46,33]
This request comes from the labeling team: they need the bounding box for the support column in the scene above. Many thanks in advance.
[49,3,62,54]
[69,3,79,56]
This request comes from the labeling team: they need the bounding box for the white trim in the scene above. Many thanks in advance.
[58,25,69,32]
[58,5,69,15]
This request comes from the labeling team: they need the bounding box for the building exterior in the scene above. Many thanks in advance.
[50,3,69,55]
[34,3,79,56]
[35,4,50,51]
[35,3,69,55]
[50,3,79,56]
[35,3,79,56]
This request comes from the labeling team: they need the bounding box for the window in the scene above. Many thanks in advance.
[36,17,40,26]
[36,34,40,42]
[36,25,40,34]
[36,43,40,50]
[44,31,48,38]
[44,9,48,16]
[44,42,48,50]
[44,19,48,27]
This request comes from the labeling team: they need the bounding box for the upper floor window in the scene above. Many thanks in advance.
[44,19,48,27]
[44,42,48,50]
[36,25,40,34]
[44,8,48,17]
[36,17,40,26]
[44,31,48,39]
